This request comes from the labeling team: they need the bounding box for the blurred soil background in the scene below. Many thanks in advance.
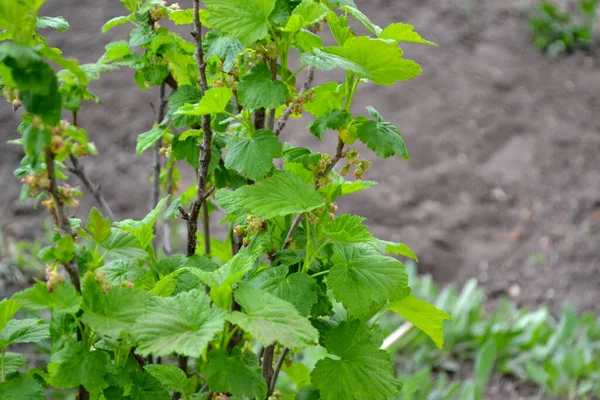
[1,0,600,317]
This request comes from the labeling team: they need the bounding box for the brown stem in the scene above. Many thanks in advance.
[262,344,275,389]
[186,0,214,257]
[275,65,315,137]
[163,163,174,255]
[202,199,211,255]
[267,57,278,130]
[269,347,289,396]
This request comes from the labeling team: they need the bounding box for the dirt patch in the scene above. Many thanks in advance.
[1,0,600,319]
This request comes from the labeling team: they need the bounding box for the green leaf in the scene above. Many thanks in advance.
[203,30,245,73]
[48,341,110,393]
[295,28,323,52]
[340,5,381,36]
[371,239,418,261]
[308,109,350,139]
[167,85,203,128]
[0,376,45,400]
[227,285,319,349]
[12,282,81,314]
[224,129,283,181]
[144,364,192,394]
[98,40,130,64]
[114,197,168,249]
[129,25,154,48]
[357,106,410,159]
[0,299,21,332]
[299,48,367,75]
[101,15,133,34]
[238,63,289,110]
[388,295,451,349]
[285,0,329,32]
[99,260,143,285]
[322,214,373,243]
[206,348,267,399]
[81,283,151,338]
[380,23,437,46]
[86,207,111,243]
[2,352,26,375]
[318,180,376,202]
[247,266,317,316]
[132,289,226,357]
[120,0,140,12]
[327,243,410,318]
[304,82,344,118]
[324,36,421,85]
[22,125,50,172]
[136,125,168,156]
[168,9,193,25]
[172,136,200,169]
[101,228,148,261]
[204,0,276,45]
[326,10,354,45]
[127,370,170,400]
[36,16,69,32]
[475,340,497,388]
[216,171,325,219]
[0,319,49,348]
[311,320,401,400]
[175,87,232,115]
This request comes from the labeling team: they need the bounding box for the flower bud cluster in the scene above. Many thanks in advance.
[340,150,372,180]
[45,264,64,292]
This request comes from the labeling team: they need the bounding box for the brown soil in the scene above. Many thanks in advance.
[1,0,600,396]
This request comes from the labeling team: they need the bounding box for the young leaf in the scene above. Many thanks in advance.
[167,84,203,128]
[295,29,323,52]
[285,0,329,33]
[380,23,437,46]
[327,243,410,318]
[340,5,382,36]
[101,228,148,261]
[205,348,267,399]
[308,109,351,139]
[237,63,289,110]
[127,370,170,400]
[204,0,276,45]
[0,377,45,400]
[247,266,318,316]
[324,36,422,85]
[216,171,325,219]
[2,352,26,375]
[0,319,50,348]
[168,9,193,25]
[136,125,169,156]
[12,282,82,314]
[0,299,21,332]
[224,129,283,181]
[87,207,111,243]
[101,15,133,34]
[311,320,402,400]
[36,16,70,32]
[227,285,319,349]
[357,106,410,159]
[321,214,373,243]
[203,30,245,73]
[304,82,345,118]
[172,136,200,169]
[48,341,110,393]
[132,289,226,357]
[175,87,232,115]
[144,364,193,394]
[299,48,367,75]
[318,180,377,202]
[371,239,418,261]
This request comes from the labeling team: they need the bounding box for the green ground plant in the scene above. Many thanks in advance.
[0,1,451,399]
[530,0,598,56]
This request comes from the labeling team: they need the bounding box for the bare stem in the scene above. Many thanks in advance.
[269,347,289,395]
[152,82,167,210]
[69,112,116,221]
[187,0,214,257]
[267,57,278,130]
[163,163,174,255]
[262,344,275,389]
[275,65,315,137]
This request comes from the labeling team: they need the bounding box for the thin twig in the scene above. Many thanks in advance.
[267,57,278,130]
[269,347,289,395]
[262,344,276,389]
[275,65,315,137]
[381,323,413,350]
[163,162,174,255]
[69,112,116,221]
[131,348,146,369]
